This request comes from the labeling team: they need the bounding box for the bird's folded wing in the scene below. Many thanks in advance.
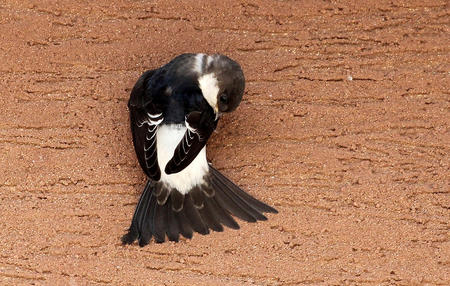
[129,70,163,181]
[165,110,217,174]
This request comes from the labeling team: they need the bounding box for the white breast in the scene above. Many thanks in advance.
[156,124,208,194]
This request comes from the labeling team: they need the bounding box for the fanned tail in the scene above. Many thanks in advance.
[122,167,277,246]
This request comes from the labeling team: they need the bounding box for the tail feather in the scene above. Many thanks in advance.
[211,176,265,221]
[198,199,224,232]
[183,195,210,235]
[170,190,184,212]
[223,185,268,221]
[189,186,205,209]
[153,202,168,243]
[138,190,155,246]
[175,209,193,239]
[122,167,277,246]
[167,203,180,242]
[210,166,278,214]
[209,196,240,229]
[212,179,258,222]
[121,181,152,245]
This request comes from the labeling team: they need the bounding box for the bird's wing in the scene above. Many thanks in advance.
[165,109,218,174]
[128,70,164,181]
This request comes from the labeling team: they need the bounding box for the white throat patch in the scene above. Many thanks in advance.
[198,73,219,114]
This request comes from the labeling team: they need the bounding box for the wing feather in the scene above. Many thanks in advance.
[165,110,217,174]
[128,69,163,181]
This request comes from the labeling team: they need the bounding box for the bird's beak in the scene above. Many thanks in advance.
[215,112,222,121]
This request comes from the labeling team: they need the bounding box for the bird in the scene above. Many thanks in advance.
[122,53,277,246]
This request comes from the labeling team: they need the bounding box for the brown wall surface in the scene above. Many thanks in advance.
[0,0,448,285]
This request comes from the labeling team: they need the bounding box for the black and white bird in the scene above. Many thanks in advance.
[122,53,277,246]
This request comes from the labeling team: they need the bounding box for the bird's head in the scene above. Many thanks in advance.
[198,54,245,118]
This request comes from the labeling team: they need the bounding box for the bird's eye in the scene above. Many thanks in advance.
[220,93,228,103]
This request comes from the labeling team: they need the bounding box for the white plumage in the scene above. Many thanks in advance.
[198,73,220,114]
[156,124,208,194]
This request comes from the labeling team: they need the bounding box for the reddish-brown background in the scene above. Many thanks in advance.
[0,0,449,285]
